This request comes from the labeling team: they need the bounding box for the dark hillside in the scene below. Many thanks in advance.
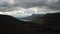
[1,13,60,34]
[44,12,60,34]
[0,14,46,34]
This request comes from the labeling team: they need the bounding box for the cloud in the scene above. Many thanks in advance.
[45,0,60,9]
[13,0,45,8]
[1,7,60,17]
[0,0,60,12]
[13,0,60,8]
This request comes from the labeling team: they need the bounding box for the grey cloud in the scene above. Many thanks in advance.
[13,0,45,8]
[45,0,60,9]
[0,0,60,12]
[0,0,20,12]
[0,0,45,12]
[13,0,60,9]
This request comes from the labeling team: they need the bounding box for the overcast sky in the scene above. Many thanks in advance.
[0,0,60,11]
[0,0,60,17]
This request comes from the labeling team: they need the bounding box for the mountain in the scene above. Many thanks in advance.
[17,14,45,22]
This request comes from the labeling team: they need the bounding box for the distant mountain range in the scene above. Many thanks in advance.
[16,14,45,21]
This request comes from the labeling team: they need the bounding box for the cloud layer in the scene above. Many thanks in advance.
[0,0,60,12]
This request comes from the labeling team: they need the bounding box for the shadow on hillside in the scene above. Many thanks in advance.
[0,13,60,34]
[0,14,46,34]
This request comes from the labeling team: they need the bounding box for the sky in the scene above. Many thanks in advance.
[0,0,60,17]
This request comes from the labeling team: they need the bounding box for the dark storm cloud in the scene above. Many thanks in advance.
[0,0,60,12]
[0,0,46,12]
[13,0,60,9]
[45,0,60,9]
[13,0,45,8]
